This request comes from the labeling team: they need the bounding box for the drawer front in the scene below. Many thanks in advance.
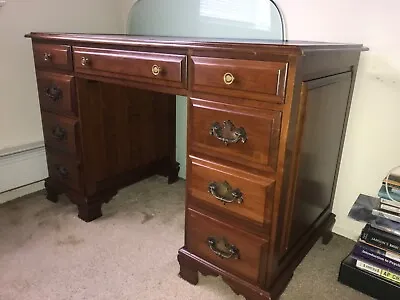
[36,72,76,116]
[46,151,81,191]
[33,43,72,71]
[191,56,287,103]
[73,47,186,87]
[42,112,78,154]
[189,156,275,226]
[186,208,268,283]
[190,98,281,172]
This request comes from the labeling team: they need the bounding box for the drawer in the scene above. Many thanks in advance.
[36,72,76,116]
[190,98,281,172]
[191,56,288,103]
[42,112,79,154]
[188,156,275,226]
[186,208,268,283]
[32,43,72,71]
[46,151,81,191]
[73,47,186,88]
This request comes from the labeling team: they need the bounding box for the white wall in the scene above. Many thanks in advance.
[0,0,124,197]
[277,0,400,240]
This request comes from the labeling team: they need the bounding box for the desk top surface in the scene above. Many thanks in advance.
[26,32,367,55]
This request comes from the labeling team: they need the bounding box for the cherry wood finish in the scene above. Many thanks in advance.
[36,72,76,116]
[190,97,281,173]
[32,43,72,71]
[26,32,366,299]
[41,112,79,154]
[188,156,275,227]
[191,56,287,103]
[73,47,186,89]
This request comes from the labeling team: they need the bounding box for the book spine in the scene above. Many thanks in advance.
[354,243,400,272]
[381,198,400,209]
[372,209,400,224]
[382,204,400,214]
[354,257,400,285]
[378,188,400,201]
[361,225,400,254]
[370,223,400,238]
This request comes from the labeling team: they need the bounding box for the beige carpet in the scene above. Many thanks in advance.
[0,176,372,300]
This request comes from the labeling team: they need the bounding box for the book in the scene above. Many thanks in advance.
[338,255,400,300]
[381,203,400,214]
[381,197,400,209]
[372,208,400,223]
[382,174,400,189]
[353,242,400,272]
[353,256,400,285]
[371,222,400,237]
[361,224,400,254]
[378,185,400,201]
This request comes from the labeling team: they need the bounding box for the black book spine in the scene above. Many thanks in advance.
[361,224,400,254]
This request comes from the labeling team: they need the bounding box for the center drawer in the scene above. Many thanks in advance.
[190,98,281,172]
[73,47,186,88]
[186,208,268,283]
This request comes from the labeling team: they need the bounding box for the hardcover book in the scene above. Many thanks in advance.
[353,242,400,272]
[361,224,400,254]
[372,208,400,223]
[381,198,400,209]
[352,255,400,285]
[338,255,400,300]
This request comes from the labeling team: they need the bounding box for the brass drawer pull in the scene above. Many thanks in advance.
[209,120,247,145]
[45,86,63,102]
[208,181,243,204]
[56,165,69,179]
[207,237,239,259]
[43,53,52,62]
[152,64,162,76]
[52,126,67,141]
[223,72,235,85]
[81,57,90,66]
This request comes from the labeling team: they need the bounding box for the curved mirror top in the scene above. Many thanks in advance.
[127,0,284,41]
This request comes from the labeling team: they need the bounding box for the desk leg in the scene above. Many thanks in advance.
[45,178,59,203]
[78,201,103,222]
[168,161,180,184]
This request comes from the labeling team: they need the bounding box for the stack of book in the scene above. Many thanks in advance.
[338,175,400,299]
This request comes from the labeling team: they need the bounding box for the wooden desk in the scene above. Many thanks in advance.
[26,33,365,300]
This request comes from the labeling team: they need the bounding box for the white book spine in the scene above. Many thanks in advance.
[381,203,400,214]
[380,198,400,209]
[372,209,400,223]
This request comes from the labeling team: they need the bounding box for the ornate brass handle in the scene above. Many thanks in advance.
[56,165,69,178]
[209,120,247,145]
[152,64,162,76]
[52,126,67,141]
[207,237,239,259]
[208,181,243,204]
[223,72,235,85]
[43,53,52,62]
[45,86,63,101]
[81,57,90,66]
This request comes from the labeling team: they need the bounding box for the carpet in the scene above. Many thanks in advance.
[0,176,371,299]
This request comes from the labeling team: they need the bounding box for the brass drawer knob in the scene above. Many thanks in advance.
[223,72,234,85]
[208,181,243,204]
[52,125,67,141]
[207,237,239,259]
[209,120,247,145]
[152,64,162,76]
[81,57,90,66]
[43,53,52,62]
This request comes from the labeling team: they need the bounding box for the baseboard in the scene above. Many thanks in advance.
[0,141,48,200]
[0,181,45,204]
[333,223,363,242]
